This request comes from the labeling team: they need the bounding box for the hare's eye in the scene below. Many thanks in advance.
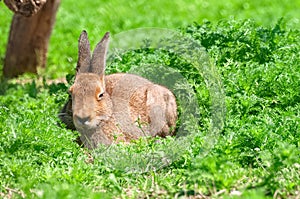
[98,93,104,100]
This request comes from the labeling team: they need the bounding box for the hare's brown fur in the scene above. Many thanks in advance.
[59,31,177,149]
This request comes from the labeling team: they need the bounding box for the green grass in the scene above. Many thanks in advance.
[0,0,300,198]
[1,0,300,77]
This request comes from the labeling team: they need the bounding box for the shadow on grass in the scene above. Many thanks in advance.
[0,77,20,96]
[0,75,69,97]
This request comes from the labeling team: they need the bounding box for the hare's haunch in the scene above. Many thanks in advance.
[59,31,177,149]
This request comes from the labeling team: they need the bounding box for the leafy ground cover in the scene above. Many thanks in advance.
[0,19,299,199]
[1,0,300,77]
[0,0,300,198]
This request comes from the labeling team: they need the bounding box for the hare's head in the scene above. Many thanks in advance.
[69,31,112,130]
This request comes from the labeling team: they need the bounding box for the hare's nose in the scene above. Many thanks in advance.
[75,115,90,124]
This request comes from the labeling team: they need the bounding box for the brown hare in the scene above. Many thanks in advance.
[59,31,177,149]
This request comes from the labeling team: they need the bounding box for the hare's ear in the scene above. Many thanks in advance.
[76,30,91,74]
[90,32,110,78]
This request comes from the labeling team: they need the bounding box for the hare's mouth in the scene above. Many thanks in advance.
[73,115,109,130]
[73,117,96,130]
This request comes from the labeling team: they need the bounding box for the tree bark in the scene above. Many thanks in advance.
[4,0,47,17]
[3,0,60,78]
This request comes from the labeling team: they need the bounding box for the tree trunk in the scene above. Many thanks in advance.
[3,0,60,78]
